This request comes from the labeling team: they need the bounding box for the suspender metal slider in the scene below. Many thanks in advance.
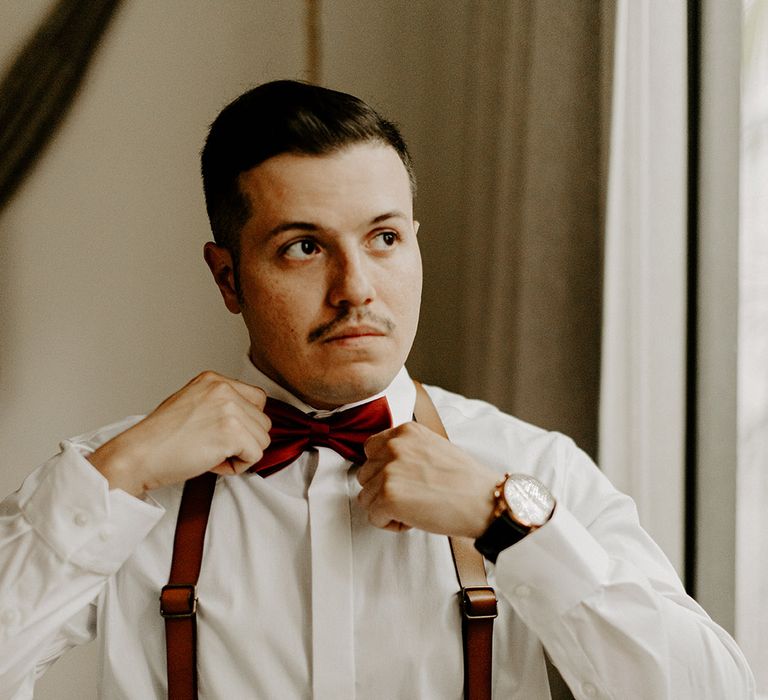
[160,584,197,618]
[459,586,498,620]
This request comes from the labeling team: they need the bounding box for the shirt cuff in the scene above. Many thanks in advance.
[19,441,164,575]
[493,504,610,618]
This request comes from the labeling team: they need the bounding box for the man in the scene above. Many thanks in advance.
[0,81,754,699]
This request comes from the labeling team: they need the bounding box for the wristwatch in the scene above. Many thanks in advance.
[474,473,556,563]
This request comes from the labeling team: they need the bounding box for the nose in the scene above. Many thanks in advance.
[327,251,375,308]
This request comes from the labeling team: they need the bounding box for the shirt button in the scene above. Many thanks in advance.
[73,511,90,527]
[99,526,114,542]
[0,608,20,627]
[514,584,531,598]
[581,682,597,697]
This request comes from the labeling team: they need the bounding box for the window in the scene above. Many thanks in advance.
[736,0,768,695]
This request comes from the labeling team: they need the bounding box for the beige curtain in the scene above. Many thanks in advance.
[412,1,614,461]
[599,0,688,575]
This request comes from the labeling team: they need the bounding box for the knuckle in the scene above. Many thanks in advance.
[220,399,239,417]
[390,424,410,438]
[195,370,219,383]
[363,439,377,458]
[400,421,422,437]
[386,437,406,460]
[207,380,234,402]
[379,476,397,503]
[241,447,261,468]
[218,413,242,436]
[385,424,416,453]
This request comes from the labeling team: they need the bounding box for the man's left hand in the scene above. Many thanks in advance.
[357,422,500,537]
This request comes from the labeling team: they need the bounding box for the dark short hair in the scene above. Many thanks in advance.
[201,80,415,253]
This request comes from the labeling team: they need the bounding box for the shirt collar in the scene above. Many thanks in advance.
[237,355,417,428]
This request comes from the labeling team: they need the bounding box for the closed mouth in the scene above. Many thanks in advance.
[323,325,387,342]
[308,313,396,343]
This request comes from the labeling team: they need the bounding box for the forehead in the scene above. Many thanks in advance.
[238,143,414,230]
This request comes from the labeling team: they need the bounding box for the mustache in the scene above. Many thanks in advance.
[308,309,395,343]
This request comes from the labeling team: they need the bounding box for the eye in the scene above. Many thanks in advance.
[370,230,399,250]
[283,239,320,260]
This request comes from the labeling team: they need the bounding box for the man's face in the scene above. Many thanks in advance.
[206,142,422,409]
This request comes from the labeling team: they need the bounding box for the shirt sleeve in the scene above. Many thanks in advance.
[492,438,756,700]
[0,440,164,699]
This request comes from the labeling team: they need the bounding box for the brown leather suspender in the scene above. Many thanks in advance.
[161,382,497,699]
[160,471,217,700]
[413,381,498,700]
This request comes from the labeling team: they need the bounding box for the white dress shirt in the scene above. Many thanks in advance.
[0,361,755,699]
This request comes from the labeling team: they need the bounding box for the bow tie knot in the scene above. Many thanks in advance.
[251,396,392,476]
[308,421,331,439]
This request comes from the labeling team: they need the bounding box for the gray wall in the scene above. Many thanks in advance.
[0,2,300,696]
[320,0,473,388]
[0,2,469,697]
[2,1,618,697]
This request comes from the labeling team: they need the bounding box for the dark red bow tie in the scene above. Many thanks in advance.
[251,396,392,476]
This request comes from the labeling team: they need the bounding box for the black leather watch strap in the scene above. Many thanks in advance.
[474,514,530,563]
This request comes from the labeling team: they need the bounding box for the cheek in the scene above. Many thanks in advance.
[392,260,422,319]
[248,302,302,344]
[257,284,335,349]
[241,280,305,344]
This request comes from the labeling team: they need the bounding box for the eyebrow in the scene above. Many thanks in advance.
[370,210,409,224]
[266,210,409,238]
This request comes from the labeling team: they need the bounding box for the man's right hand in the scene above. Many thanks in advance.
[87,371,271,496]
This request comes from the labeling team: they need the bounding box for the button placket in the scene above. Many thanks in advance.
[307,449,356,700]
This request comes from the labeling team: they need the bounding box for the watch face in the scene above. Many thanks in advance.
[503,474,555,528]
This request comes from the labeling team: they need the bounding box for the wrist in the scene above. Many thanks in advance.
[468,472,506,538]
[474,473,556,562]
[88,435,152,497]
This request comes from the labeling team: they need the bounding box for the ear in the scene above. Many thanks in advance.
[413,220,420,236]
[203,242,242,314]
